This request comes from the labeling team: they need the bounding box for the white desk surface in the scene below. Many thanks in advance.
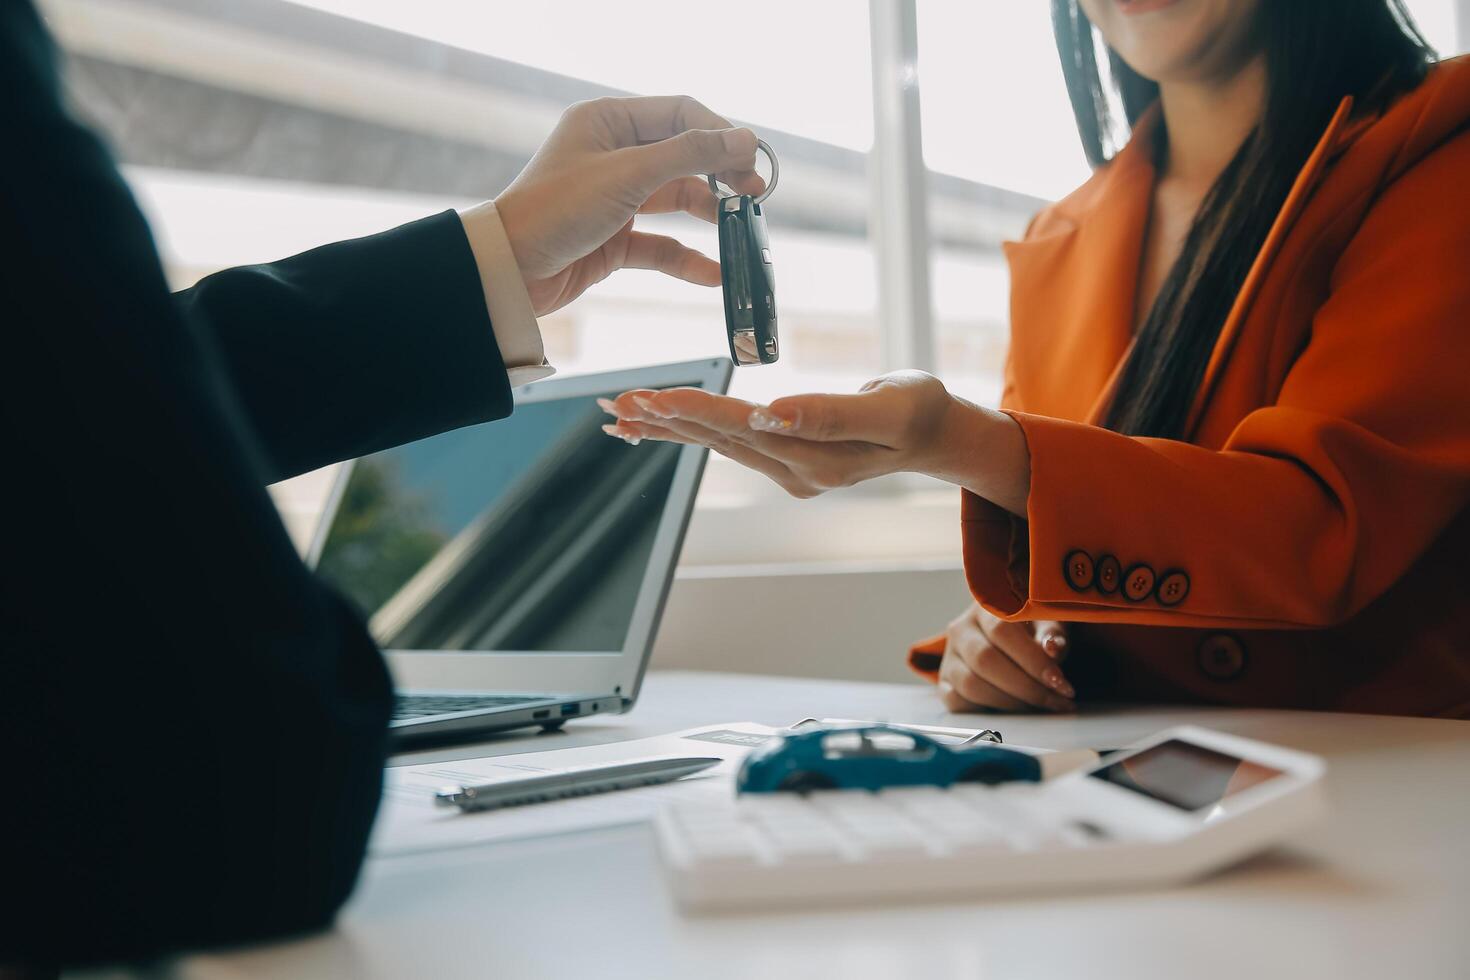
[163,670,1469,980]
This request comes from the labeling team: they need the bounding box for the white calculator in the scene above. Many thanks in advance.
[655,726,1326,910]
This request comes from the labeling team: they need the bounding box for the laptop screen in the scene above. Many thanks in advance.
[315,386,687,654]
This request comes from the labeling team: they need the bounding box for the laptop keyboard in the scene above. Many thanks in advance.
[393,693,549,720]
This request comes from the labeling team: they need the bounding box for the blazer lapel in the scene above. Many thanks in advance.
[1002,109,1159,423]
[1002,97,1355,431]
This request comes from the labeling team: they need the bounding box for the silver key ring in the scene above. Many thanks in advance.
[707,137,778,205]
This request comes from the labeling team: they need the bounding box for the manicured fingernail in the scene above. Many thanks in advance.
[596,397,619,417]
[601,423,640,445]
[632,395,670,419]
[748,407,793,432]
[1043,633,1068,659]
[1043,667,1075,699]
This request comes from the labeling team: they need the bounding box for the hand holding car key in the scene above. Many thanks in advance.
[709,139,779,365]
[596,139,780,446]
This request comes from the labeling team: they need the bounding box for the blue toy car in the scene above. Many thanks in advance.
[737,724,1042,794]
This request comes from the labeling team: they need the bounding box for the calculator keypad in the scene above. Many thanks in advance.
[662,783,1091,869]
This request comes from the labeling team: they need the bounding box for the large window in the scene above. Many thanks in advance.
[918,1,1089,408]
[45,0,1469,565]
[285,0,887,407]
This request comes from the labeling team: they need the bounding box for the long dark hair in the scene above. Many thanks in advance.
[1051,1,1436,438]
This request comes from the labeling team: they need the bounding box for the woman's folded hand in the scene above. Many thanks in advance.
[938,604,1076,714]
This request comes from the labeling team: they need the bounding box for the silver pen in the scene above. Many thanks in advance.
[434,756,722,813]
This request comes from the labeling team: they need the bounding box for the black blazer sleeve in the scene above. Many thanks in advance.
[0,1,507,965]
[176,210,514,484]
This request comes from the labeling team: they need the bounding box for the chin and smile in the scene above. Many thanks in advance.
[1081,0,1263,85]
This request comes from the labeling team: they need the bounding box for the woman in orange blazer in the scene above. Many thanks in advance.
[603,0,1470,718]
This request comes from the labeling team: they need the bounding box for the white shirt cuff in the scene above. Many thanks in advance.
[457,201,555,387]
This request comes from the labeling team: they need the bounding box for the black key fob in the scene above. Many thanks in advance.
[711,139,779,366]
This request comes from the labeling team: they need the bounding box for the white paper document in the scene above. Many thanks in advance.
[370,718,1094,858]
[371,722,779,857]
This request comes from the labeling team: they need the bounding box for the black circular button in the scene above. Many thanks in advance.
[1063,550,1095,592]
[1095,554,1122,595]
[1156,569,1190,607]
[1197,633,1247,680]
[1122,563,1156,602]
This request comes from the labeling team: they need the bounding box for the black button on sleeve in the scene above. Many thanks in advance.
[1122,563,1156,602]
[1156,569,1190,607]
[1095,554,1121,595]
[1063,550,1095,592]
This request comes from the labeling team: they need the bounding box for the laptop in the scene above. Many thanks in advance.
[307,358,732,747]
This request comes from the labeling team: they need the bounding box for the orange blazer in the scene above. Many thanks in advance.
[911,57,1470,718]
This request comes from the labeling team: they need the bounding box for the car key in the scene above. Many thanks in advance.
[709,139,779,365]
